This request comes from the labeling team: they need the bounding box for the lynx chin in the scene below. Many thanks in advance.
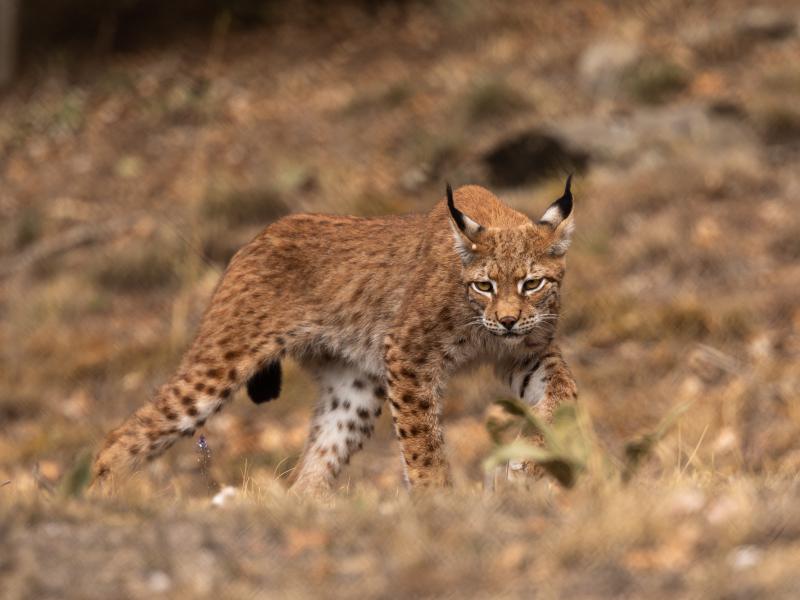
[93,179,578,492]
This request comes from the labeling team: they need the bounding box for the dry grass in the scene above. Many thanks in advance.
[621,56,690,105]
[1,1,799,598]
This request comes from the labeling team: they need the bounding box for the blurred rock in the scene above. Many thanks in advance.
[399,166,428,192]
[146,570,172,593]
[686,7,796,63]
[707,98,747,119]
[712,428,739,455]
[729,545,762,570]
[737,7,797,40]
[748,333,774,360]
[578,39,642,95]
[553,103,755,169]
[482,129,589,187]
[666,487,706,516]
[211,485,237,507]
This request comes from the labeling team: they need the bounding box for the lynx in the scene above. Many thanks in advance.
[93,180,578,492]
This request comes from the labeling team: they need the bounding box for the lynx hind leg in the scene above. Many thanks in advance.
[290,363,386,495]
[92,338,286,485]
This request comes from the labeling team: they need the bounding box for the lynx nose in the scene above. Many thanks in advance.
[499,316,518,331]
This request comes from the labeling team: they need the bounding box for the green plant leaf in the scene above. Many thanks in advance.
[58,450,93,498]
[483,440,582,488]
[495,397,560,449]
[486,400,588,488]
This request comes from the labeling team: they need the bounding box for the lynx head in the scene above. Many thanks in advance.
[447,178,574,343]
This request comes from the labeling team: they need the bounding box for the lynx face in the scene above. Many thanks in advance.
[447,179,574,342]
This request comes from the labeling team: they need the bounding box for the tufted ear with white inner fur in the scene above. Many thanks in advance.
[538,175,574,257]
[446,183,485,263]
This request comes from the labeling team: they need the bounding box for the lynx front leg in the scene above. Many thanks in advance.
[497,346,577,479]
[384,336,450,488]
[504,347,577,421]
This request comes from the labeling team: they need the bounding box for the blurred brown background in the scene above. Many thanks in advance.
[1,1,799,598]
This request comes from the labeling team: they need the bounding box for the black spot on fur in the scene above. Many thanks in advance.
[247,360,282,405]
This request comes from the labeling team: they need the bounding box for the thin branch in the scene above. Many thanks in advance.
[0,216,139,279]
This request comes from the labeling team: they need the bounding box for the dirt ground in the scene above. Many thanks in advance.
[1,1,799,598]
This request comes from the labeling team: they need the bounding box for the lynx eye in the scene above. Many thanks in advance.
[522,278,545,293]
[472,281,493,293]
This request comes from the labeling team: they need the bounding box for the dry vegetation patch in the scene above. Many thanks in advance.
[1,1,799,598]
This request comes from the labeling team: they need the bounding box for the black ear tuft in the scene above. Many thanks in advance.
[446,182,467,233]
[538,174,574,226]
[445,182,484,256]
[557,174,574,220]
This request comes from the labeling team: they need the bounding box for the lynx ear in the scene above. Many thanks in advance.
[446,183,484,261]
[538,175,574,257]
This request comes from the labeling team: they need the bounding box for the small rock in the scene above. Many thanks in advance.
[211,485,237,507]
[147,570,172,593]
[748,333,773,360]
[729,545,762,570]
[667,487,706,516]
[737,7,797,40]
[712,428,739,455]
